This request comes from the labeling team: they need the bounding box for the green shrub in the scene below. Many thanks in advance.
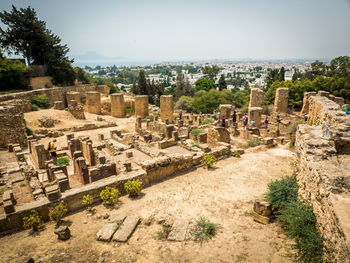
[32,103,39,111]
[194,216,220,244]
[25,127,34,136]
[247,140,261,147]
[109,86,119,94]
[57,156,70,165]
[124,180,143,197]
[100,186,120,205]
[49,202,68,223]
[23,209,44,231]
[145,115,154,121]
[200,118,214,125]
[156,224,172,240]
[232,150,241,158]
[190,129,205,136]
[124,106,134,115]
[82,194,93,211]
[32,94,50,108]
[264,175,298,211]
[201,153,217,168]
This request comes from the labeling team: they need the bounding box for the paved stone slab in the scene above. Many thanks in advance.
[96,215,126,242]
[112,216,139,242]
[167,219,190,241]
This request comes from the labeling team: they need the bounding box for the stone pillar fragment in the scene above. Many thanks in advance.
[86,91,101,114]
[248,107,262,127]
[249,88,264,108]
[219,104,232,119]
[134,95,148,119]
[110,93,125,117]
[274,88,289,113]
[160,95,174,123]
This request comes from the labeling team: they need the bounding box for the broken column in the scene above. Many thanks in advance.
[134,95,148,119]
[249,88,264,108]
[86,91,101,114]
[110,93,125,118]
[300,92,316,115]
[219,104,232,119]
[135,116,142,133]
[160,95,174,123]
[248,107,262,127]
[274,87,289,113]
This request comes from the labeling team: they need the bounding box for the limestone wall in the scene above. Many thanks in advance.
[134,95,148,118]
[295,125,350,262]
[219,104,231,119]
[160,95,174,123]
[29,76,53,90]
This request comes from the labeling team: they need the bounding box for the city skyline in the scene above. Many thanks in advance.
[1,0,350,64]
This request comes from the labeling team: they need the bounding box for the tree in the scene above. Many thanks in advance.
[201,65,219,80]
[218,74,227,90]
[0,55,27,91]
[176,69,185,98]
[279,67,285,82]
[195,77,216,92]
[138,70,147,95]
[184,77,194,96]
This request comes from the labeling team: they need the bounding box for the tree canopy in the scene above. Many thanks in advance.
[201,65,219,80]
[195,77,216,92]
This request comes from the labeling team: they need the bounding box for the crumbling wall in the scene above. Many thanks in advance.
[207,127,230,147]
[274,87,289,113]
[219,104,231,119]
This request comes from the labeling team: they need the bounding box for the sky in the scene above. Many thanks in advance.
[1,0,350,64]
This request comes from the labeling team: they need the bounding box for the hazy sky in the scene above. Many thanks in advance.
[1,0,350,61]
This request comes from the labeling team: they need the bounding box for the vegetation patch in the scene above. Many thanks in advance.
[145,115,154,121]
[32,94,50,108]
[156,224,172,240]
[82,194,93,212]
[200,118,214,125]
[232,150,241,158]
[124,179,143,197]
[49,202,68,224]
[32,103,39,111]
[23,209,44,231]
[100,186,120,206]
[190,129,205,136]
[201,153,217,168]
[247,140,261,147]
[124,106,134,115]
[57,156,70,165]
[194,216,220,244]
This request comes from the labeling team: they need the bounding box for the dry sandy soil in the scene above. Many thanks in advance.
[0,146,294,263]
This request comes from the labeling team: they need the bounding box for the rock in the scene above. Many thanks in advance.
[38,116,56,128]
[54,226,71,240]
[321,122,333,140]
[167,219,189,241]
[103,213,110,219]
[112,216,140,242]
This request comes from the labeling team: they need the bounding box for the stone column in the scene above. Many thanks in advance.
[134,95,148,119]
[300,92,316,115]
[249,88,263,108]
[160,95,174,123]
[110,93,125,117]
[219,104,232,119]
[274,88,289,113]
[248,107,262,127]
[86,92,101,114]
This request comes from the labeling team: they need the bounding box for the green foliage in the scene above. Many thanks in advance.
[192,89,226,113]
[82,194,93,211]
[124,106,134,115]
[218,74,227,90]
[138,70,147,95]
[200,118,214,125]
[48,60,75,86]
[232,150,241,158]
[157,224,172,240]
[48,202,67,222]
[32,104,39,111]
[192,141,201,148]
[56,156,70,165]
[190,129,205,136]
[145,115,154,121]
[247,140,261,147]
[264,175,298,211]
[74,67,90,84]
[195,77,216,92]
[194,216,220,244]
[100,186,120,206]
[201,65,219,80]
[124,180,143,197]
[0,56,27,91]
[201,153,217,168]
[175,96,194,112]
[22,209,44,231]
[32,94,50,108]
[25,126,34,136]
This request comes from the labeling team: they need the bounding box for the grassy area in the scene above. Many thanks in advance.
[200,118,214,125]
[190,129,205,136]
[247,140,261,147]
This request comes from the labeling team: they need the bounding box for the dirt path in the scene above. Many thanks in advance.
[0,146,294,263]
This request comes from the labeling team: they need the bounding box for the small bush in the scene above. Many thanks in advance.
[247,140,261,147]
[32,104,39,111]
[49,202,68,223]
[100,186,120,206]
[82,194,93,211]
[264,175,298,211]
[109,86,119,94]
[201,153,217,168]
[232,150,241,158]
[157,224,172,240]
[145,115,154,121]
[190,129,205,136]
[57,156,70,165]
[25,127,34,136]
[124,106,134,115]
[194,216,219,244]
[32,94,50,108]
[124,180,143,197]
[200,118,214,125]
[23,209,44,231]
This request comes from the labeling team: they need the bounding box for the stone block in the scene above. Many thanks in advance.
[126,151,133,158]
[249,88,264,108]
[274,87,289,113]
[253,211,272,224]
[110,93,125,117]
[123,162,132,172]
[254,200,272,216]
[45,184,61,201]
[86,91,101,114]
[98,134,104,141]
[112,216,140,242]
[160,95,174,123]
[134,95,148,119]
[53,101,65,110]
[3,200,15,214]
[55,171,70,192]
[168,219,189,241]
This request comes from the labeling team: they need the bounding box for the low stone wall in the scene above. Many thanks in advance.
[296,124,350,262]
[29,76,53,90]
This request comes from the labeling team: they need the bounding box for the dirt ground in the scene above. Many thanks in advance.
[0,146,294,263]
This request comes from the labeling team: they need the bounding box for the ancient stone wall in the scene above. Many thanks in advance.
[300,92,317,115]
[0,105,28,148]
[68,100,85,119]
[249,88,264,108]
[29,76,53,90]
[248,107,262,127]
[110,93,125,117]
[160,95,174,123]
[207,127,230,147]
[134,95,148,118]
[86,91,101,114]
[219,104,231,119]
[30,142,50,169]
[96,85,110,96]
[274,87,289,113]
